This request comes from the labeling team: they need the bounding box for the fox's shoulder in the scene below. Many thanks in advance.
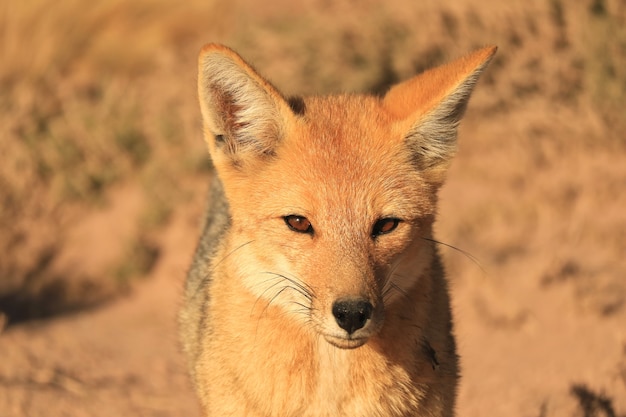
[179,173,229,373]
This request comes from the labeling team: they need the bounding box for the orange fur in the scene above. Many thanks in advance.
[180,43,496,416]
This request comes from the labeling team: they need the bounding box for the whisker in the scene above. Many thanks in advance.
[259,272,315,300]
[279,272,316,298]
[390,281,410,300]
[420,236,486,274]
[382,277,410,303]
[251,271,315,323]
[194,240,256,299]
[291,301,310,310]
[251,276,287,316]
[380,248,414,302]
[260,286,293,317]
[382,258,404,290]
[211,240,255,271]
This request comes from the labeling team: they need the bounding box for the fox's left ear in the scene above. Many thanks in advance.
[384,46,497,183]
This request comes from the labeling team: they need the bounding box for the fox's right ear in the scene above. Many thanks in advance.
[197,44,294,168]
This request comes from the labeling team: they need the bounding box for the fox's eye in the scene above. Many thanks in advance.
[372,218,400,237]
[284,215,314,234]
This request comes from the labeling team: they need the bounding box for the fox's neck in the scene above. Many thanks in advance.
[203,260,444,416]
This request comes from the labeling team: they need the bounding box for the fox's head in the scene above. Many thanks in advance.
[198,44,495,349]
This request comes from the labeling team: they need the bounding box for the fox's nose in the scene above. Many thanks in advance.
[332,299,373,334]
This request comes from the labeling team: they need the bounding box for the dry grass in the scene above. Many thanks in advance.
[0,0,224,318]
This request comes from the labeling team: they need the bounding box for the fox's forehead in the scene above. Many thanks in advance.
[259,96,432,220]
[295,94,401,149]
[281,94,408,171]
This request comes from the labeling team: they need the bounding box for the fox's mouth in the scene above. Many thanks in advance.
[323,334,369,349]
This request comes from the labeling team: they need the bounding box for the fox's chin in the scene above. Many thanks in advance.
[324,335,369,350]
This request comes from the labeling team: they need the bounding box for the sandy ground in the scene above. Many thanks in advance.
[1,1,626,415]
[0,208,200,416]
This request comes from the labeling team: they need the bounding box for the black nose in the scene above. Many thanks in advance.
[332,299,373,334]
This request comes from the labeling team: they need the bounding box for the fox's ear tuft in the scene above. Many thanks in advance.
[384,46,497,183]
[197,44,293,164]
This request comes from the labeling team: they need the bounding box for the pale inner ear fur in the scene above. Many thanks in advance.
[198,51,284,157]
[406,67,485,170]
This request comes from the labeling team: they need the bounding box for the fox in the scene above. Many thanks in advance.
[179,43,496,417]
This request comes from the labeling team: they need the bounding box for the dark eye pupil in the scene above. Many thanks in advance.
[284,215,313,234]
[372,218,399,237]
